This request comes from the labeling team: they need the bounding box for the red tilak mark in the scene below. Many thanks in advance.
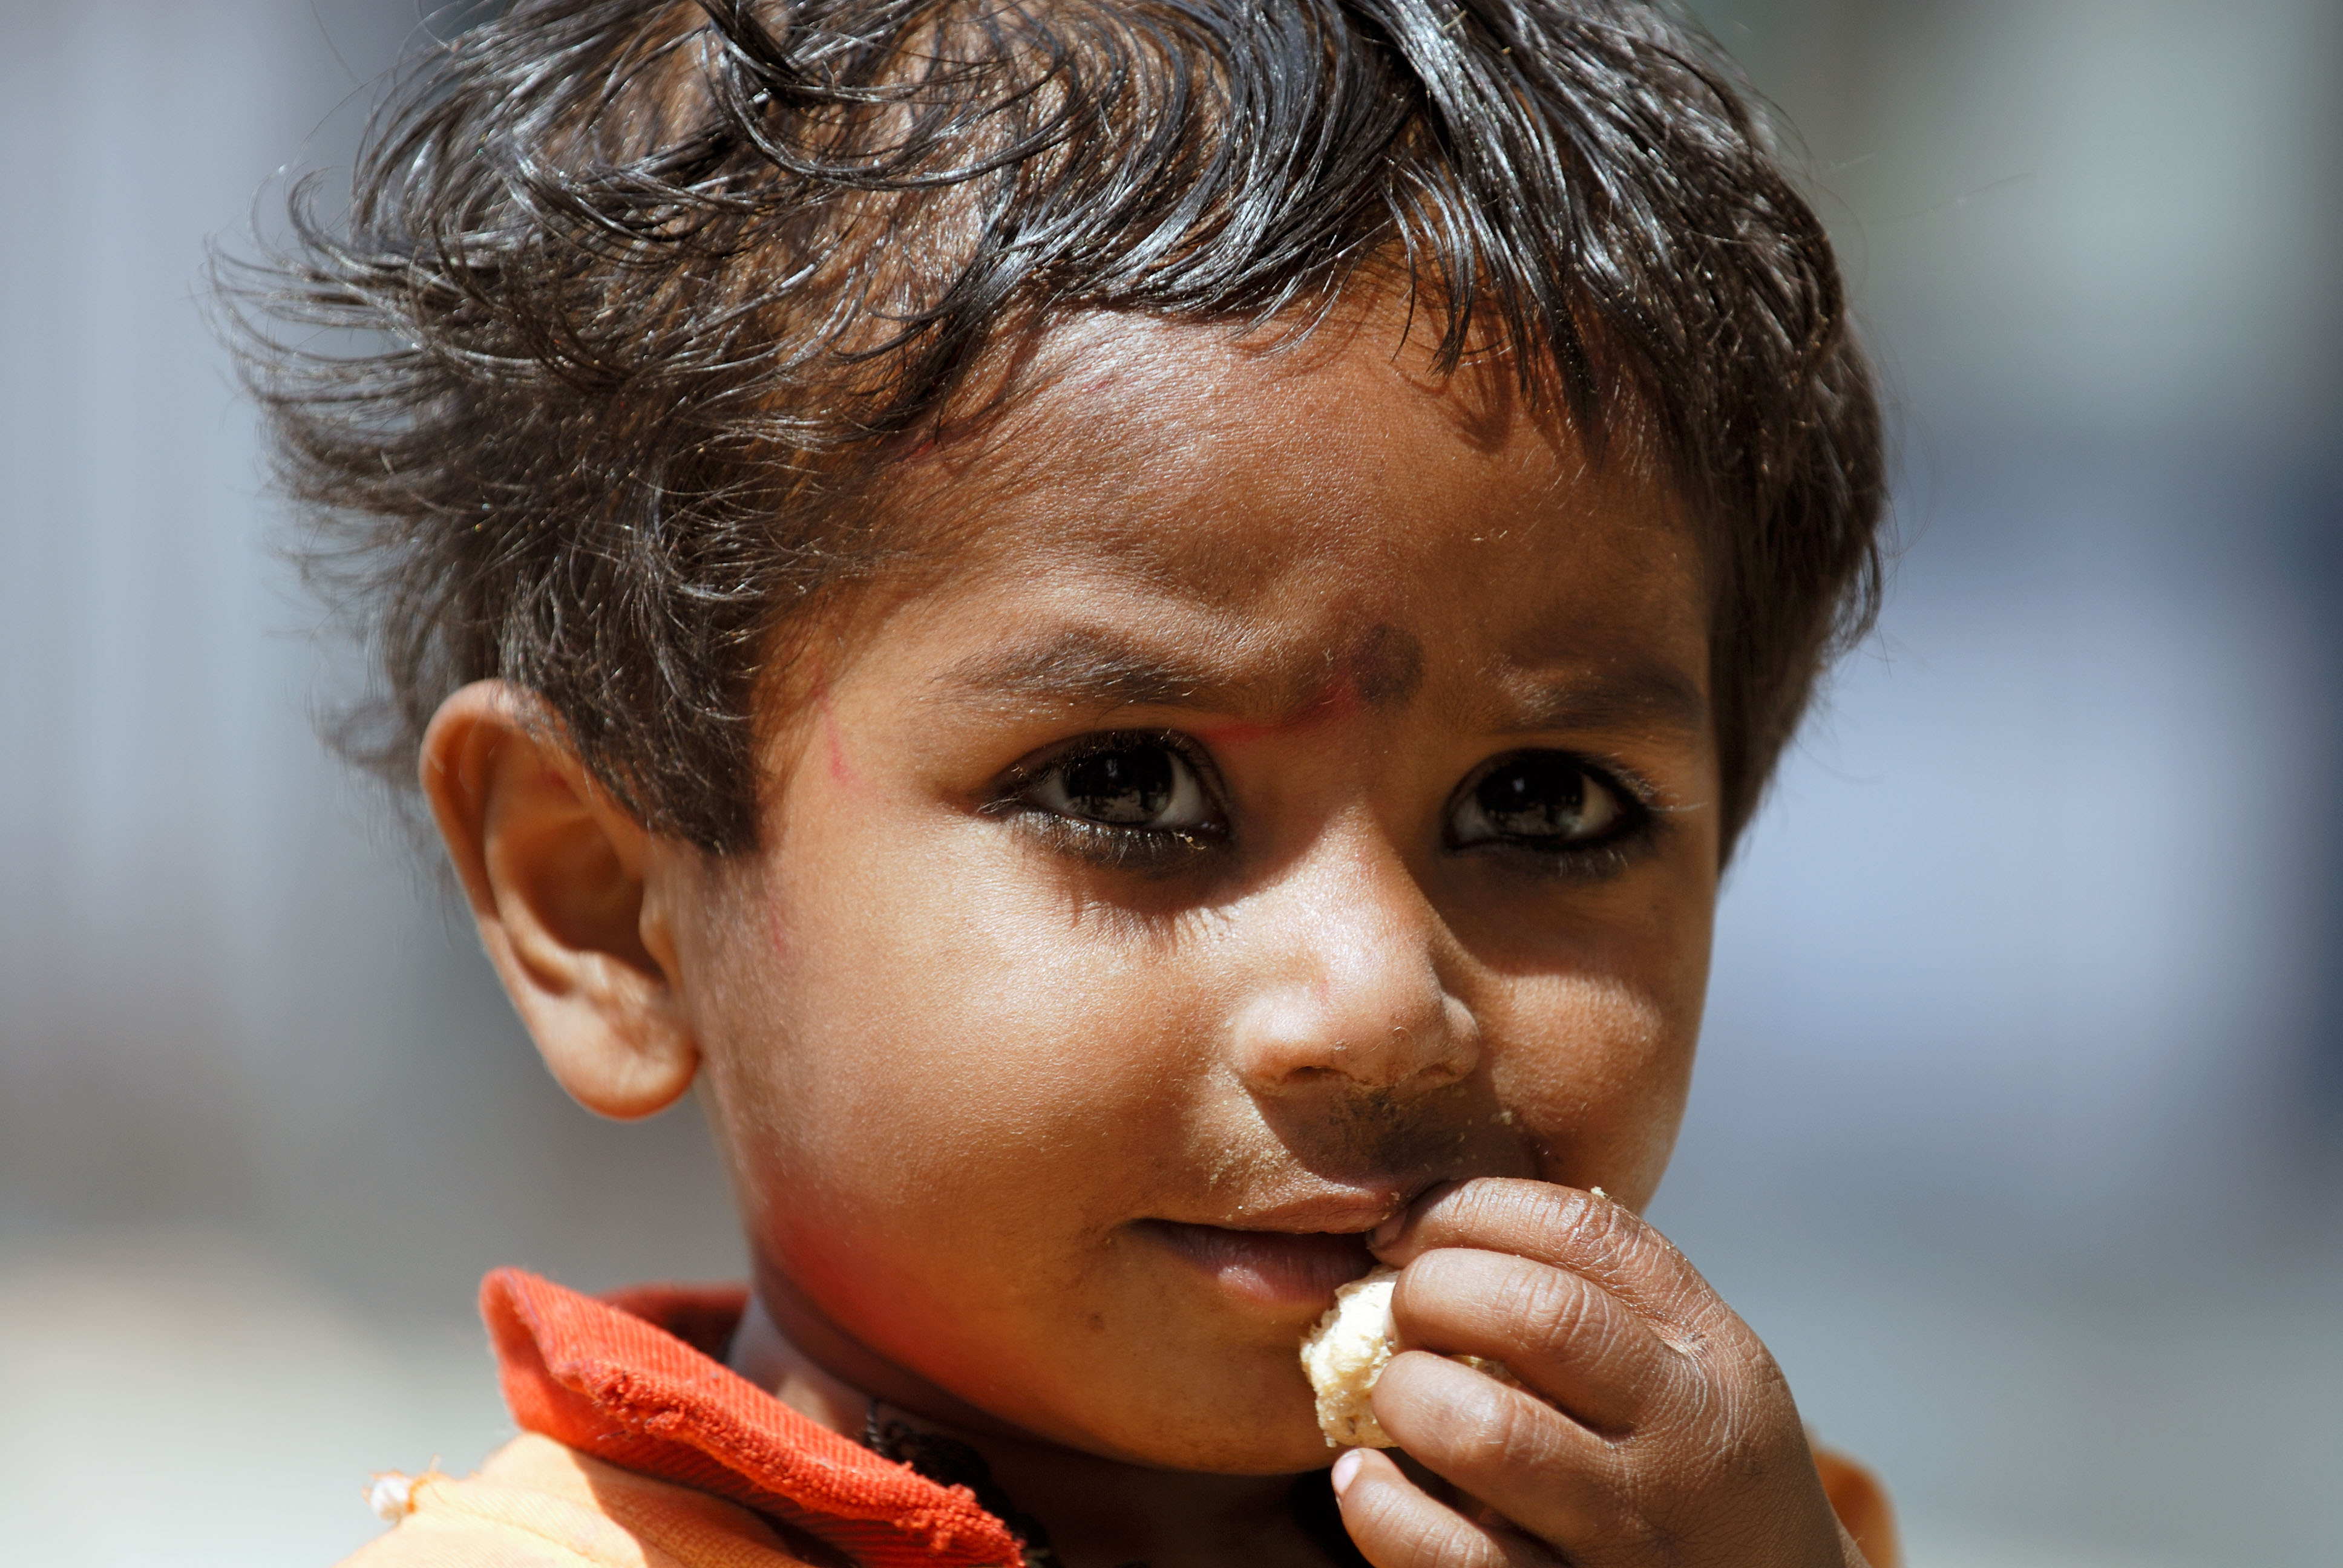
[1193,675,1361,750]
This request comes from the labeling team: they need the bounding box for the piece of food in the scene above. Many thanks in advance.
[1301,1267,1403,1447]
[1299,1266,1522,1448]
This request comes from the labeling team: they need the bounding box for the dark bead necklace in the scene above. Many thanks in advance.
[863,1400,1084,1568]
[860,1399,1369,1568]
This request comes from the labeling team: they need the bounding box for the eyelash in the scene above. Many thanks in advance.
[986,733,1228,873]
[1504,827,1648,883]
[1449,751,1664,881]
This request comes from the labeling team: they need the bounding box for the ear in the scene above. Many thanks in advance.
[421,681,699,1119]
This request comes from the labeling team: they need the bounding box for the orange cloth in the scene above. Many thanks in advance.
[344,1432,830,1567]
[1815,1446,1899,1568]
[346,1269,1898,1568]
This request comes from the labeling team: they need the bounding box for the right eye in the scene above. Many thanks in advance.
[997,733,1227,871]
[1024,737,1214,831]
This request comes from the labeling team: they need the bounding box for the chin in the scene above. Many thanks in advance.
[1059,1378,1336,1475]
[1103,1428,1337,1477]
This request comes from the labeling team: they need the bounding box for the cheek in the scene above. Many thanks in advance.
[706,827,1211,1246]
[1489,967,1701,1205]
[1458,848,1715,1203]
[691,845,1329,1455]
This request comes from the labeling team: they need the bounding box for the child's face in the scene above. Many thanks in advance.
[675,309,1719,1474]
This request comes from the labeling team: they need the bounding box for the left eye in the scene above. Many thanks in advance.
[1449,752,1631,849]
[1024,737,1214,832]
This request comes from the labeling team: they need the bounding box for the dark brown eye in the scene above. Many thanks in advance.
[1057,746,1173,823]
[1026,739,1211,830]
[1450,753,1627,848]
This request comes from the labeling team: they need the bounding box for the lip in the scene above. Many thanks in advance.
[1214,1189,1412,1236]
[1132,1179,1436,1307]
[1136,1220,1380,1308]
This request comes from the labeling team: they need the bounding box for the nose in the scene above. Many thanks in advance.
[1227,825,1479,1100]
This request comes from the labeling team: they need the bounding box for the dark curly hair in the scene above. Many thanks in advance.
[228,0,1883,855]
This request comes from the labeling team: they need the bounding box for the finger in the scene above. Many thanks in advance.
[1369,1350,1629,1551]
[1391,1244,1681,1433]
[1331,1446,1561,1568]
[1374,1178,1720,1339]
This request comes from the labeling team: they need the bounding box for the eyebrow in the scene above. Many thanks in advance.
[1489,665,1710,740]
[938,625,1708,740]
[937,628,1227,713]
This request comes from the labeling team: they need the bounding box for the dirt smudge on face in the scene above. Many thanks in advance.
[1346,623,1424,709]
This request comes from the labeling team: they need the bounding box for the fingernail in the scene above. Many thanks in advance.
[1368,1215,1403,1250]
[1329,1448,1365,1497]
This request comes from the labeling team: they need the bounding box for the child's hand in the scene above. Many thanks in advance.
[1334,1179,1869,1568]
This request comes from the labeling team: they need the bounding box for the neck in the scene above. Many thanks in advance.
[726,1292,1335,1568]
[727,1292,870,1434]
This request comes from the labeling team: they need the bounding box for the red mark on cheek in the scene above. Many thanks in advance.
[823,716,856,787]
[768,899,791,961]
[805,661,859,788]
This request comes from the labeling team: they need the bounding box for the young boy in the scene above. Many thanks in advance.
[244,1,1892,1564]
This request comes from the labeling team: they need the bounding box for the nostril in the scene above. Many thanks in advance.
[1229,961,1478,1099]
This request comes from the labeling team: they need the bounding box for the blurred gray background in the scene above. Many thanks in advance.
[2,2,2336,1564]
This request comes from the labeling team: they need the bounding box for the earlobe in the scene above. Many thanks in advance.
[421,681,700,1120]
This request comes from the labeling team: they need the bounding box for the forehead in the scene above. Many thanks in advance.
[874,307,1708,713]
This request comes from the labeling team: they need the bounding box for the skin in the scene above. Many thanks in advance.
[421,307,1870,1568]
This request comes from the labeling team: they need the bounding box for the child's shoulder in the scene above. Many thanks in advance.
[346,1432,814,1567]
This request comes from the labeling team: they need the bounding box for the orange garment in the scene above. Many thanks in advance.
[346,1269,1898,1568]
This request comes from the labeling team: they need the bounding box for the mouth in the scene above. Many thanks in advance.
[1133,1219,1382,1308]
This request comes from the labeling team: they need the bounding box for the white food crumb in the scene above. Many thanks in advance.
[367,1472,416,1523]
[1300,1269,1533,1449]
[1300,1268,1401,1448]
